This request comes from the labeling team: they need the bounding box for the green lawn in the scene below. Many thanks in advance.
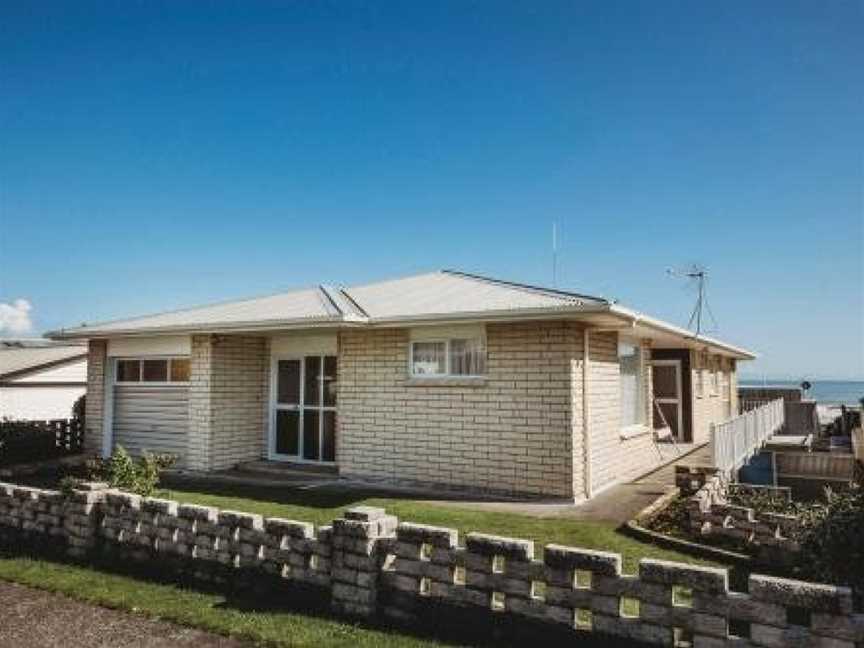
[158,478,723,573]
[0,555,452,648]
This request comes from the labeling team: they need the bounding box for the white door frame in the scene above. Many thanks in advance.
[651,359,683,440]
[268,354,337,464]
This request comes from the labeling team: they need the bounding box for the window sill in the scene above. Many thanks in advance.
[619,425,651,441]
[404,376,487,388]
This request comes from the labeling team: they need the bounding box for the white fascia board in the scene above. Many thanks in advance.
[607,304,757,360]
[45,316,360,341]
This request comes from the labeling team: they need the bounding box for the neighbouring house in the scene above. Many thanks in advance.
[0,341,88,420]
[47,270,755,501]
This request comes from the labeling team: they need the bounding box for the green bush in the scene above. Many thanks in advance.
[87,446,176,497]
[793,470,864,605]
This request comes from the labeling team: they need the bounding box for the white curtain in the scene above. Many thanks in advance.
[619,342,643,426]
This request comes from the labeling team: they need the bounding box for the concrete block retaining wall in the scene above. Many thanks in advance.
[676,467,802,558]
[1,480,861,647]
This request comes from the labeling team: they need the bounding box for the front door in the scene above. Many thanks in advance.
[651,360,683,440]
[270,355,337,463]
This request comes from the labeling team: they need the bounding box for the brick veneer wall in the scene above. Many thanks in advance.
[84,340,107,456]
[188,334,268,471]
[1,481,860,647]
[588,333,659,494]
[338,321,585,499]
[690,352,737,444]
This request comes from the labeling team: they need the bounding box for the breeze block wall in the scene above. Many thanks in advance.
[337,321,585,499]
[676,467,802,561]
[188,334,269,471]
[0,480,861,647]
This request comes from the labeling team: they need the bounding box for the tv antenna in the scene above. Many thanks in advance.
[551,222,558,287]
[666,264,717,336]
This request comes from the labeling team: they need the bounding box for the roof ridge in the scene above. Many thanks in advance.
[440,269,608,304]
[337,288,370,319]
[317,285,344,317]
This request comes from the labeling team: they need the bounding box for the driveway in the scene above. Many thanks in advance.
[0,581,248,647]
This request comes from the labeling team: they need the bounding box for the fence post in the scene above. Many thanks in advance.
[330,506,398,618]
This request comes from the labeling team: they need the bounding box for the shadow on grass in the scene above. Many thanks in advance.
[0,540,651,648]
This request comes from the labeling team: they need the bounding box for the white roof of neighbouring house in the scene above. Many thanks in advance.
[45,269,757,359]
[0,344,88,380]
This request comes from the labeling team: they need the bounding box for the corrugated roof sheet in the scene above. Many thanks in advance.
[0,345,88,378]
[346,271,604,320]
[59,286,340,335]
[48,270,607,337]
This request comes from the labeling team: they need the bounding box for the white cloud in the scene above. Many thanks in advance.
[0,299,33,335]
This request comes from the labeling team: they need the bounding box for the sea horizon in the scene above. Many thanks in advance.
[739,378,864,406]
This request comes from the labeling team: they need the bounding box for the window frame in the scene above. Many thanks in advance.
[113,356,191,386]
[617,339,647,430]
[270,354,338,464]
[409,337,487,378]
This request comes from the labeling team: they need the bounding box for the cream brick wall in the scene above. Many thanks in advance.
[690,351,737,444]
[587,332,659,493]
[338,321,585,499]
[187,334,268,471]
[83,340,107,456]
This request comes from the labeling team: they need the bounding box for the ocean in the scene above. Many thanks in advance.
[739,380,864,406]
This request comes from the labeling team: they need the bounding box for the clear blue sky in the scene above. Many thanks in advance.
[1,1,862,380]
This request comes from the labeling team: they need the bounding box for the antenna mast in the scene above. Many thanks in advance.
[667,264,717,337]
[552,222,558,287]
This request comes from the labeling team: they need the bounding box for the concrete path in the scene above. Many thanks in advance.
[419,443,712,525]
[0,580,248,648]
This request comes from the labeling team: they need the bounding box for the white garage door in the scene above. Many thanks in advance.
[111,357,190,463]
[113,385,189,460]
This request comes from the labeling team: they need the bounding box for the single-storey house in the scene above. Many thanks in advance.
[0,341,87,420]
[48,270,755,501]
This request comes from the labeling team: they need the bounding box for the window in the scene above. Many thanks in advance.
[116,359,141,382]
[618,341,645,427]
[142,359,168,382]
[115,357,191,384]
[171,358,191,382]
[410,338,486,377]
[710,357,720,396]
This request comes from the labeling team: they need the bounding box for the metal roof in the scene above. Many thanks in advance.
[345,270,607,321]
[47,270,607,337]
[0,345,88,379]
[44,269,756,359]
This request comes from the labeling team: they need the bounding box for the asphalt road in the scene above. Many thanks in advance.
[0,581,248,647]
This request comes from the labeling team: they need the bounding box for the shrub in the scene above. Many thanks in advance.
[71,394,86,423]
[793,469,864,605]
[87,446,176,497]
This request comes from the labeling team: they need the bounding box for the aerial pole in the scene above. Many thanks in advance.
[552,222,558,288]
[668,264,715,337]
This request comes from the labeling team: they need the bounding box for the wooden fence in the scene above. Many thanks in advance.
[774,451,856,481]
[711,399,784,473]
[0,418,84,466]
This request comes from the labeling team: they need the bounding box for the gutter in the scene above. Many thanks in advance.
[45,303,610,340]
[608,304,757,360]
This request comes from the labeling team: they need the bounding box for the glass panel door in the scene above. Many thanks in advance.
[274,359,301,458]
[271,355,337,463]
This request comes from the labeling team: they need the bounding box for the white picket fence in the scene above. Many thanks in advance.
[711,398,785,473]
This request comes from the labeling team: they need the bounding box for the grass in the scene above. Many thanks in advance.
[157,478,726,573]
[0,554,452,648]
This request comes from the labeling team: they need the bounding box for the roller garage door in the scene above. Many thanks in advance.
[111,356,191,464]
[113,385,189,461]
